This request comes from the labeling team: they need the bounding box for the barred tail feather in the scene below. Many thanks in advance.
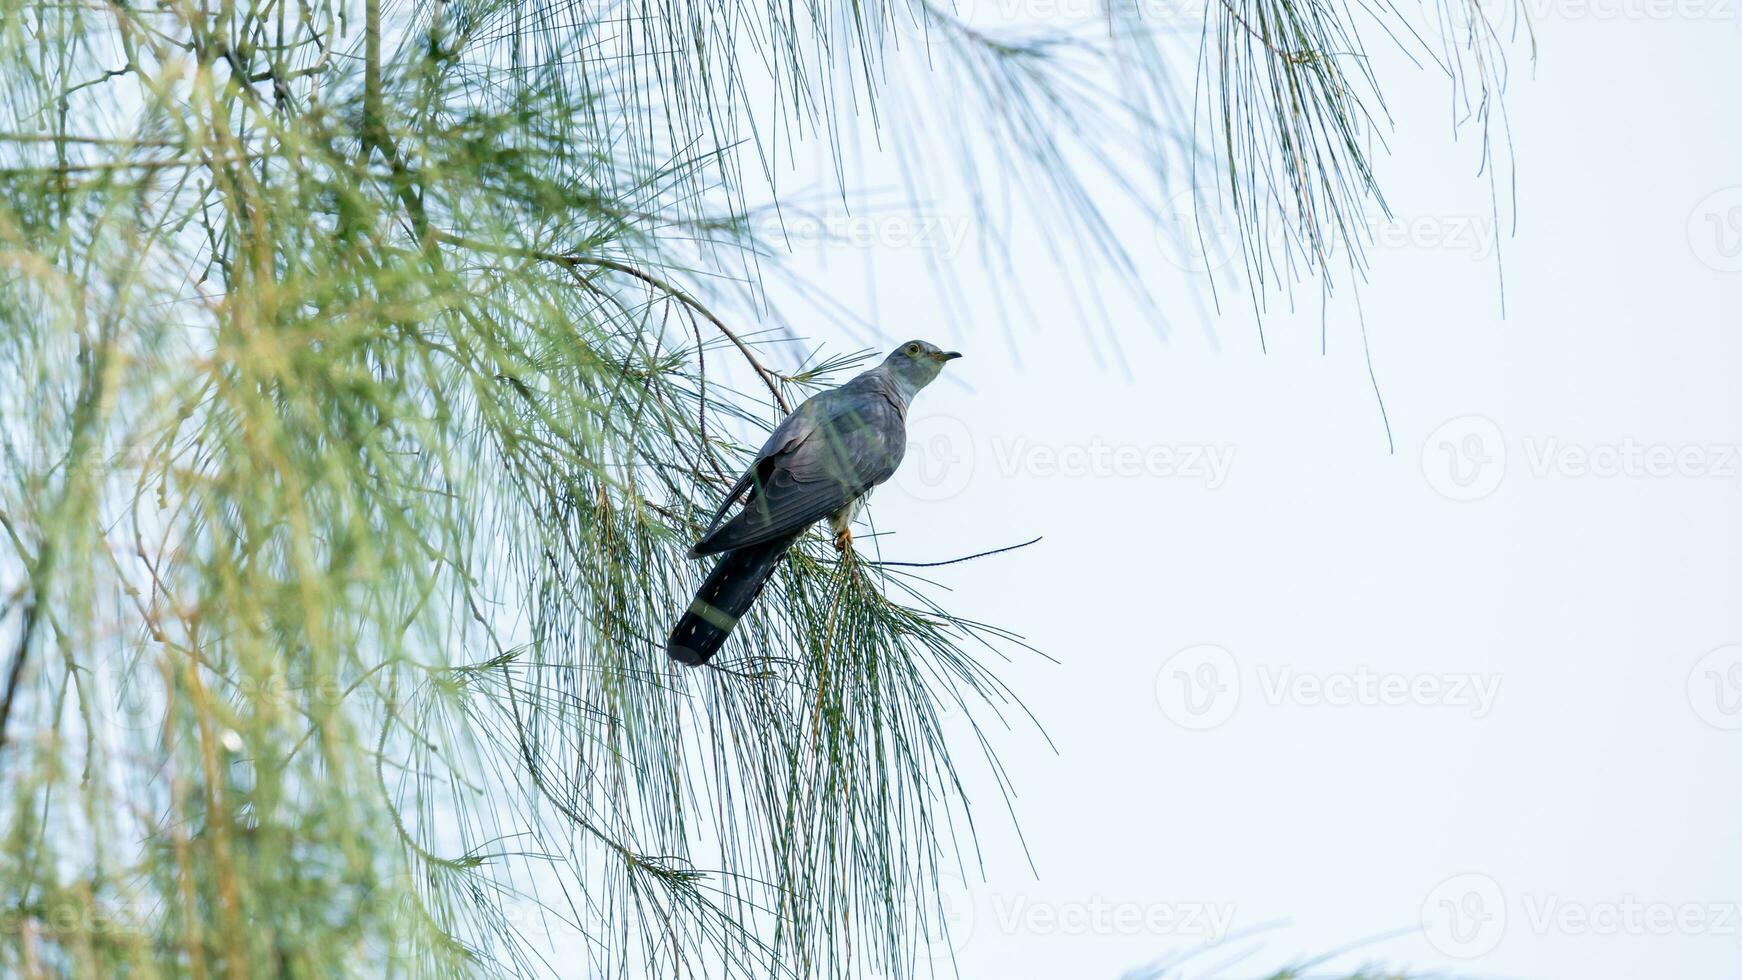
[667,532,801,665]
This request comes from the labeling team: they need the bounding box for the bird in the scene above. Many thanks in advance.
[666,340,962,666]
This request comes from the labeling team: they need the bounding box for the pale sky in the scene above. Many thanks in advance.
[742,12,1742,980]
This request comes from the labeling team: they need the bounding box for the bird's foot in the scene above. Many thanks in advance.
[833,527,854,557]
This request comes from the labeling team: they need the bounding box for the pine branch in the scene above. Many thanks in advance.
[431,230,796,414]
[846,536,1044,569]
[0,596,37,756]
[0,0,1522,973]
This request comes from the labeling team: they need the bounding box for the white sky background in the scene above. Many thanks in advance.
[725,9,1742,980]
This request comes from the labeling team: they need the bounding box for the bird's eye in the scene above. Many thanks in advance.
[905,343,920,355]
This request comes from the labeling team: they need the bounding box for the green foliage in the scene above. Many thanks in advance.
[0,0,1518,975]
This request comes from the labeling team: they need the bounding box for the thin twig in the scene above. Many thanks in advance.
[683,306,730,484]
[560,259,794,414]
[859,536,1042,568]
[431,231,793,414]
[0,132,184,147]
[0,597,40,756]
[0,156,248,177]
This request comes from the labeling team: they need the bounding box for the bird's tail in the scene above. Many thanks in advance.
[666,532,801,666]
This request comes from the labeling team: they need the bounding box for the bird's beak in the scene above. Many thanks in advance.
[933,350,962,362]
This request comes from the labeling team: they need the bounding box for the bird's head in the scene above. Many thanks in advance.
[883,339,961,392]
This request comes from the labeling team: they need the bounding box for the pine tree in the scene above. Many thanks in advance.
[0,0,1520,974]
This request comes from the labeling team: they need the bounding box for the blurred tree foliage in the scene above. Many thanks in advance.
[0,0,1520,974]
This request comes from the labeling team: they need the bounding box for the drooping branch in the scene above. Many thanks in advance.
[0,595,38,756]
[432,230,794,414]
[862,535,1043,569]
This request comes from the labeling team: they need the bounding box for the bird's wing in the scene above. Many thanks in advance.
[690,396,822,543]
[691,381,904,556]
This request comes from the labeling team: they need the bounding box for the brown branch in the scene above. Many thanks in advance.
[0,132,184,147]
[362,0,383,154]
[0,596,39,756]
[431,231,793,414]
[682,306,732,484]
[0,156,249,177]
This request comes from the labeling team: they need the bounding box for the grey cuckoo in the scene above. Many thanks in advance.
[666,340,962,665]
